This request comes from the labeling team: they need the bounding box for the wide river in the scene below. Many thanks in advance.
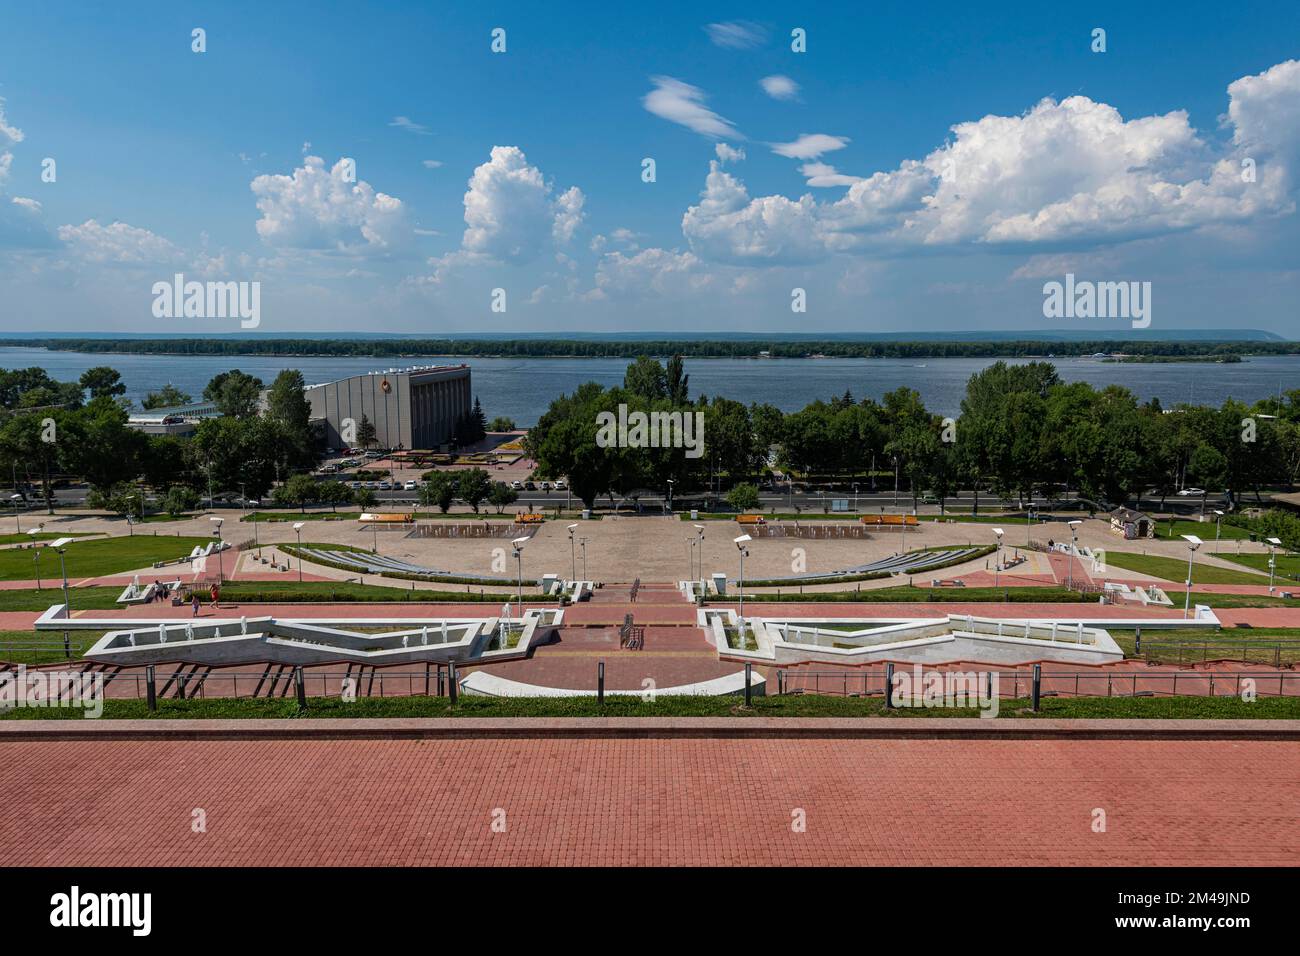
[1,348,1296,426]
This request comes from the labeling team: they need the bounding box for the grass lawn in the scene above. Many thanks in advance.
[4,693,1297,720]
[0,532,97,545]
[1153,519,1252,542]
[1212,551,1300,581]
[0,534,215,582]
[0,587,124,611]
[1101,550,1267,586]
[0,629,105,664]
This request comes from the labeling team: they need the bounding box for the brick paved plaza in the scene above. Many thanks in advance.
[2,730,1295,866]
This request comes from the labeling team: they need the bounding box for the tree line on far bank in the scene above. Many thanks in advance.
[526,356,1300,520]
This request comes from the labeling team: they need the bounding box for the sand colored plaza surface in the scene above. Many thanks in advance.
[6,511,1283,593]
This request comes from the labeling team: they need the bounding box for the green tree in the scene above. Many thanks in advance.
[265,370,314,467]
[726,482,760,512]
[273,473,319,513]
[356,413,378,450]
[488,416,517,432]
[79,366,126,401]
[203,369,264,418]
[160,485,200,517]
[141,384,192,409]
[488,480,518,513]
[62,397,145,493]
[665,354,689,404]
[623,356,667,400]
[456,467,492,513]
[419,472,457,513]
[86,481,142,519]
[316,479,353,512]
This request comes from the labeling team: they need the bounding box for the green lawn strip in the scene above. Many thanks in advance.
[1102,550,1267,585]
[0,535,215,582]
[1193,591,1300,608]
[4,693,1296,720]
[733,585,1090,603]
[1211,551,1300,581]
[0,629,105,665]
[1154,519,1252,542]
[0,587,132,611]
[219,580,542,604]
[0,532,98,545]
[1106,626,1300,665]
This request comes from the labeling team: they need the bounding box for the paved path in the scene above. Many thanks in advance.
[1,734,1293,866]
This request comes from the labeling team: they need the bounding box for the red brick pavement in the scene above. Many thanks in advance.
[0,735,1294,866]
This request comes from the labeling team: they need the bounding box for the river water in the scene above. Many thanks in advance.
[1,347,1295,426]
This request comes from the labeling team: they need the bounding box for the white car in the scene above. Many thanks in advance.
[511,480,523,490]
[403,480,418,491]
[1178,488,1206,497]
[554,479,566,490]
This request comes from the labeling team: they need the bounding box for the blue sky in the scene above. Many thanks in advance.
[0,0,1297,336]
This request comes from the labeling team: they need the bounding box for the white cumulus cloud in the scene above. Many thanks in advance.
[251,156,407,253]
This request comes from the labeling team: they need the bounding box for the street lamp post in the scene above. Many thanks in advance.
[579,537,588,580]
[567,523,578,582]
[852,482,859,513]
[50,537,73,613]
[9,493,23,534]
[1266,536,1282,594]
[1066,520,1083,590]
[992,527,1004,588]
[292,521,305,583]
[1181,534,1203,618]
[666,478,674,515]
[209,517,224,585]
[693,524,705,586]
[26,526,45,589]
[1213,509,1224,544]
[511,536,529,612]
[734,534,751,629]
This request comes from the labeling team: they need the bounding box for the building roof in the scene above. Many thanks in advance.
[1110,507,1151,522]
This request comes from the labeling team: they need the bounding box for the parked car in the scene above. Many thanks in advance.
[525,481,537,491]
[511,480,524,490]
[403,480,418,491]
[1178,488,1206,497]
[553,479,566,490]
[540,481,551,491]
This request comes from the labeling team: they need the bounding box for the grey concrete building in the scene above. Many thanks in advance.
[304,364,472,450]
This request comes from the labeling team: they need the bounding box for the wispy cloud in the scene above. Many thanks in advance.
[771,133,850,159]
[389,116,432,135]
[759,75,800,101]
[643,76,741,139]
[421,159,444,169]
[704,21,767,49]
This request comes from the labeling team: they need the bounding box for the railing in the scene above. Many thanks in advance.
[1137,638,1300,668]
[0,637,83,661]
[619,614,644,650]
[777,667,1300,698]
